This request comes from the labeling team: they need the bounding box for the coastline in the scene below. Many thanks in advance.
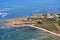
[26,25,60,37]
[1,13,60,37]
[5,23,60,37]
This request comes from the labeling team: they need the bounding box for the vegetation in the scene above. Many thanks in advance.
[37,21,42,24]
[34,18,60,32]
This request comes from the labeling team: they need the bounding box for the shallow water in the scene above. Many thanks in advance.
[0,26,60,40]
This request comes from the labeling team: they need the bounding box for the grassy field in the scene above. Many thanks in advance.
[35,18,60,33]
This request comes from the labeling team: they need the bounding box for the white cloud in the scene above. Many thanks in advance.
[0,12,8,18]
[0,8,14,18]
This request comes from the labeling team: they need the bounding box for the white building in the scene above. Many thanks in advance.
[54,14,59,17]
[47,14,54,18]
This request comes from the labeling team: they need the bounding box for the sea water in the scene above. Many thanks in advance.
[0,26,60,40]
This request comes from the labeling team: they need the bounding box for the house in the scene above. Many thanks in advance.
[46,14,54,18]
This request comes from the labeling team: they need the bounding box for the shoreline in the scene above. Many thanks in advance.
[0,23,60,37]
[27,25,60,37]
[6,24,60,37]
[1,13,60,37]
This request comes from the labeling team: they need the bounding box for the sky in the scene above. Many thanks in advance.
[0,0,60,9]
[0,0,60,18]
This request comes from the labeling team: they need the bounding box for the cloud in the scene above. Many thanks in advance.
[0,8,15,18]
[0,12,8,18]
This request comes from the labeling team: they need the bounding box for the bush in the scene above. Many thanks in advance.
[37,21,42,24]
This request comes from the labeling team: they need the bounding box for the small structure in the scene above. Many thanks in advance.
[46,14,54,18]
[56,14,60,21]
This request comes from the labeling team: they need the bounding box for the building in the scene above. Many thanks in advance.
[56,14,60,21]
[46,14,54,18]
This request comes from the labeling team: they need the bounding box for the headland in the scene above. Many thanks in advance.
[5,13,60,37]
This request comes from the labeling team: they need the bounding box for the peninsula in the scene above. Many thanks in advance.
[6,14,60,37]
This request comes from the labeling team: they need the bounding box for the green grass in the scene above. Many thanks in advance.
[35,19,60,33]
